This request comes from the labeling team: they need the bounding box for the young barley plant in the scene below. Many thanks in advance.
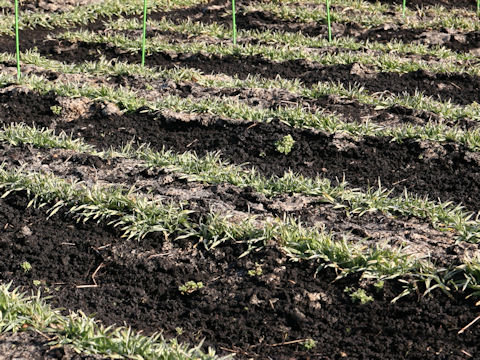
[275,135,295,155]
[179,281,204,295]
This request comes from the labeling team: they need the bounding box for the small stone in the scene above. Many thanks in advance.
[101,102,122,117]
[350,63,369,77]
[382,23,395,31]
[419,31,450,46]
[452,34,467,43]
[21,226,32,237]
[249,294,262,306]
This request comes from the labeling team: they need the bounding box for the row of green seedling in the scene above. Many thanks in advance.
[10,0,336,78]
[10,0,480,81]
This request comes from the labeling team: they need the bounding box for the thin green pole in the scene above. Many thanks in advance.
[141,0,147,66]
[402,0,406,17]
[326,0,331,42]
[232,0,237,45]
[14,0,20,80]
[478,0,479,17]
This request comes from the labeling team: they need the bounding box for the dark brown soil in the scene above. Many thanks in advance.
[0,190,479,360]
[132,0,480,53]
[1,0,479,107]
[2,0,479,56]
[70,111,480,212]
[54,115,480,212]
[1,0,103,13]
[153,0,480,52]
[364,0,477,10]
[358,26,480,53]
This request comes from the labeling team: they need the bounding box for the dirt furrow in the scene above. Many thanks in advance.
[1,0,103,13]
[0,332,106,360]
[1,1,479,359]
[2,140,475,266]
[150,0,480,52]
[146,0,340,38]
[364,0,477,11]
[4,36,478,106]
[2,0,480,55]
[0,191,478,360]
[359,26,480,54]
[1,88,480,212]
[109,73,455,129]
[3,60,458,130]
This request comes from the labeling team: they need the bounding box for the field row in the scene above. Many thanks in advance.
[1,0,480,358]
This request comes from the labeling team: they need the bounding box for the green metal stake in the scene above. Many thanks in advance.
[402,0,406,17]
[326,0,332,42]
[232,0,237,45]
[14,0,20,81]
[141,0,147,66]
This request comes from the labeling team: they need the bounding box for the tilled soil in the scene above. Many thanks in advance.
[1,0,480,106]
[147,0,340,37]
[365,0,477,11]
[151,0,480,52]
[359,26,480,53]
[1,142,476,267]
[1,89,480,212]
[102,68,453,129]
[1,1,480,358]
[0,191,479,360]
[4,36,478,106]
[0,0,103,13]
[3,0,480,52]
[0,331,106,360]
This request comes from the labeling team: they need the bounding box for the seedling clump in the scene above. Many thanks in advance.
[179,281,204,295]
[247,263,263,277]
[50,105,62,115]
[275,135,295,155]
[302,338,317,350]
[344,287,373,304]
[374,280,385,292]
[20,261,32,273]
